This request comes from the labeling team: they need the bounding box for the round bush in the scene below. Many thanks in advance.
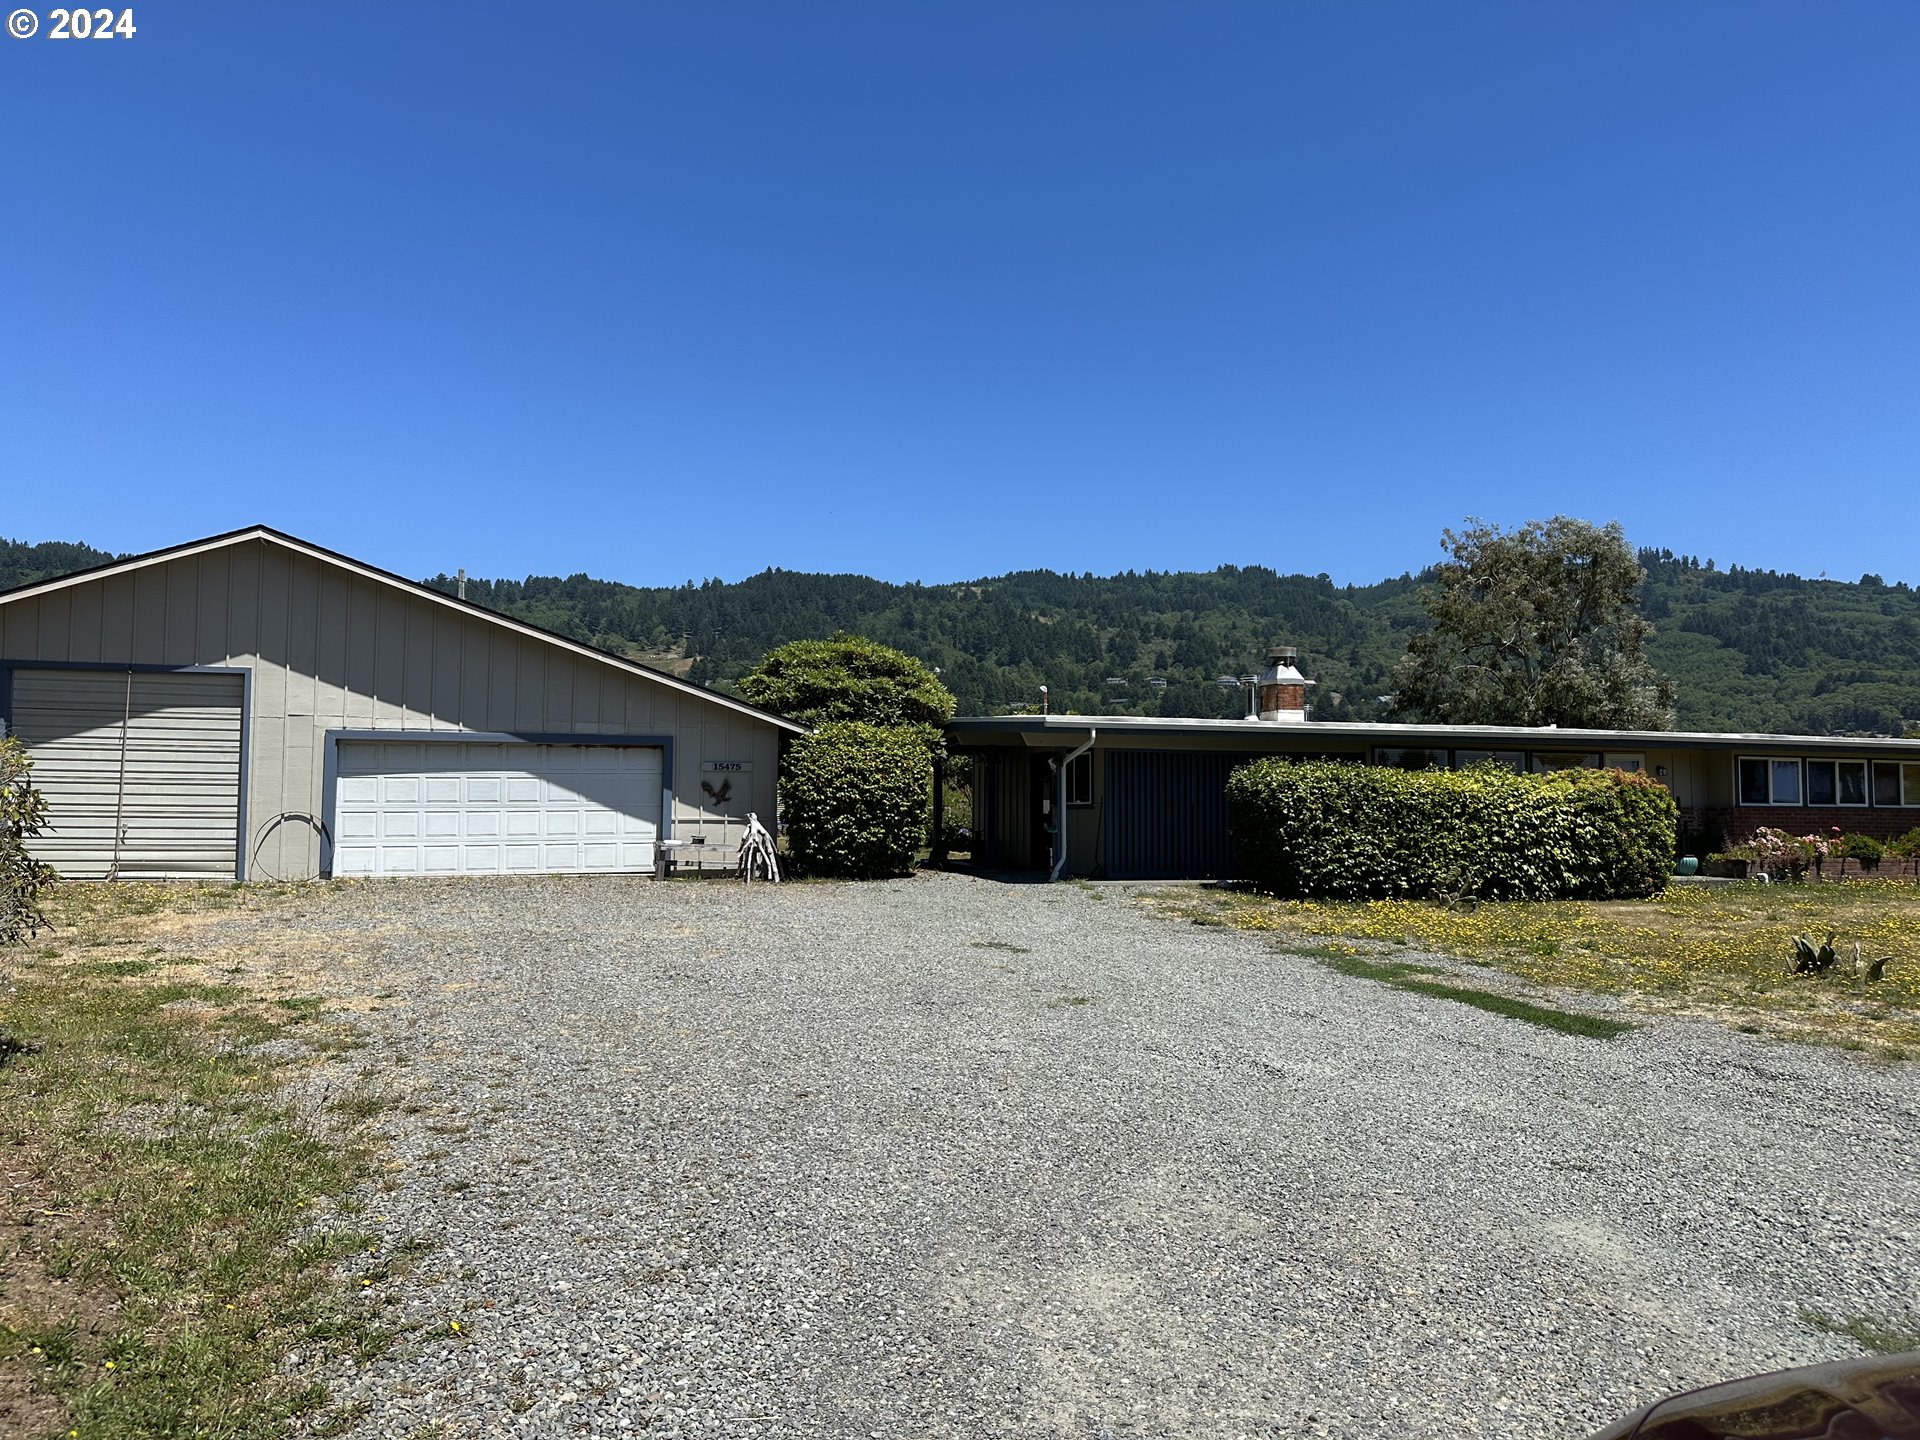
[780,722,932,879]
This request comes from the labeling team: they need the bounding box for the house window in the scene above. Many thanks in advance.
[1873,763,1901,807]
[1375,747,1446,770]
[1802,760,1869,806]
[1603,753,1646,773]
[1839,761,1868,805]
[1454,749,1525,772]
[1873,761,1920,807]
[1066,751,1093,806]
[1806,760,1837,806]
[1530,752,1603,773]
[1738,757,1803,806]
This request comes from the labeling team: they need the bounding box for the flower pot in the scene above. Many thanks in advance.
[1675,856,1700,876]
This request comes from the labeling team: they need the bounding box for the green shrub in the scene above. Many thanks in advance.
[1841,833,1884,868]
[740,635,954,742]
[1887,829,1920,860]
[779,722,932,879]
[1225,759,1676,901]
[2,735,57,949]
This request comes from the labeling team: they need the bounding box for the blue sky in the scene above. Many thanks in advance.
[4,2,1917,588]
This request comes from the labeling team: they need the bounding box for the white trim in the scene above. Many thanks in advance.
[1801,757,1872,807]
[1872,759,1920,808]
[0,526,806,735]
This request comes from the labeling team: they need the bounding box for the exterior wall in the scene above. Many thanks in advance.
[971,751,1036,869]
[952,726,1920,882]
[1687,807,1920,848]
[0,539,785,879]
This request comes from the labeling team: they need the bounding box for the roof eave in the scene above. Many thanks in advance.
[0,524,808,736]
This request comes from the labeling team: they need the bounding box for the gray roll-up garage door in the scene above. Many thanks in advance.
[7,668,245,880]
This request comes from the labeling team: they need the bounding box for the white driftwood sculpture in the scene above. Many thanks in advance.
[738,812,780,884]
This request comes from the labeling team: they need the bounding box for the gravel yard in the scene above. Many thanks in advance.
[203,872,1918,1439]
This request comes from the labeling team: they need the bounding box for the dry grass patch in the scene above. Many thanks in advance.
[1144,881,1920,1058]
[0,881,420,1439]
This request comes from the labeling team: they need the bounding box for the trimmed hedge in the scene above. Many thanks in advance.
[780,721,932,879]
[1226,759,1676,901]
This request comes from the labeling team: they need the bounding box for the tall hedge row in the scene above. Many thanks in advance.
[1225,760,1676,901]
[779,721,932,879]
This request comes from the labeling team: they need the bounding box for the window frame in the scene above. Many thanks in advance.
[1873,760,1920,808]
[1373,746,1448,771]
[1737,755,1804,806]
[1741,755,1891,807]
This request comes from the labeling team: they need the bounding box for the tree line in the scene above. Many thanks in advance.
[4,526,1918,735]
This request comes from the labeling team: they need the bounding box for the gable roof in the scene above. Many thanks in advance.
[0,524,807,735]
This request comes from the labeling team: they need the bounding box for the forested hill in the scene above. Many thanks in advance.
[414,550,1920,735]
[4,536,1919,735]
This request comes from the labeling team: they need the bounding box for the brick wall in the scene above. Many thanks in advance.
[1683,806,1920,845]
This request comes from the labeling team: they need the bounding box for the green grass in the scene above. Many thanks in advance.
[1145,881,1920,1057]
[0,888,408,1439]
[1800,1308,1920,1355]
[1307,951,1637,1039]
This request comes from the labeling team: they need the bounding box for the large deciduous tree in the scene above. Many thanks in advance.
[1395,518,1677,730]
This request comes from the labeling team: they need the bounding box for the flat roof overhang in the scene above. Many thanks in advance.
[944,714,1920,758]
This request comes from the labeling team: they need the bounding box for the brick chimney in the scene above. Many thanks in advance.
[1258,646,1315,723]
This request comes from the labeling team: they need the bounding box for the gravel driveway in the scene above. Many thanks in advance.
[225,872,1917,1439]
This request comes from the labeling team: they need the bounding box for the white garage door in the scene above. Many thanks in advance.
[332,741,662,878]
[8,668,245,880]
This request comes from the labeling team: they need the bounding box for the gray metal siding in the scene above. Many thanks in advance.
[0,538,786,880]
[1102,750,1256,881]
[10,668,244,879]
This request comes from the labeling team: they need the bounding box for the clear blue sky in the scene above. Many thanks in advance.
[5,2,1917,588]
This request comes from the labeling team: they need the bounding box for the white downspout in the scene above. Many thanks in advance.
[1051,728,1096,882]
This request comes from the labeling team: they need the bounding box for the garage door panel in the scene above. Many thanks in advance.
[332,742,660,878]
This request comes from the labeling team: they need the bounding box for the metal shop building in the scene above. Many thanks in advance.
[947,648,1920,881]
[0,526,802,881]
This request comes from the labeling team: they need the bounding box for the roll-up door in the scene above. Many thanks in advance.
[331,741,661,877]
[7,668,245,879]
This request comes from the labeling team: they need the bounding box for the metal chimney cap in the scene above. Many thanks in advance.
[1267,645,1298,661]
